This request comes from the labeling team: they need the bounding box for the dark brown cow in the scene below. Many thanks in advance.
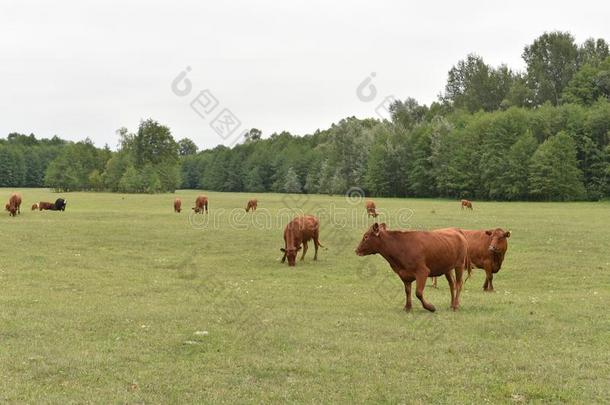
[31,203,38,211]
[192,195,208,214]
[280,215,324,267]
[463,228,511,292]
[39,201,56,211]
[461,199,473,210]
[245,199,258,212]
[174,198,182,213]
[6,193,22,216]
[365,200,378,218]
[355,224,468,312]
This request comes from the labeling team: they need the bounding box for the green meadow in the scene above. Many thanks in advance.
[1,189,608,403]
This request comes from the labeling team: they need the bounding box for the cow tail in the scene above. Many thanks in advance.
[464,252,472,283]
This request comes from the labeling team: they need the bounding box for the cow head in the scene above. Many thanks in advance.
[192,207,201,213]
[485,228,511,253]
[355,223,386,256]
[280,246,301,266]
[4,203,9,212]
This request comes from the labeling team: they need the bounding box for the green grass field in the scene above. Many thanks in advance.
[1,188,608,403]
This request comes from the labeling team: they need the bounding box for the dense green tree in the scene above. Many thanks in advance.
[529,132,586,200]
[178,138,198,156]
[283,167,302,193]
[523,31,579,105]
[443,54,515,112]
[132,119,179,167]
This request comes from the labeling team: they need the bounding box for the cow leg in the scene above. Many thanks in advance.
[483,266,494,292]
[431,276,438,288]
[404,281,413,312]
[313,233,320,261]
[301,241,308,261]
[454,266,464,310]
[445,272,456,310]
[415,269,436,312]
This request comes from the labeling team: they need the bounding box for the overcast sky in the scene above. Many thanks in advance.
[1,0,609,150]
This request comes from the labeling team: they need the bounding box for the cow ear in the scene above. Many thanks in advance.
[485,230,492,235]
[504,231,511,238]
[280,248,286,252]
[373,223,381,236]
[379,223,387,230]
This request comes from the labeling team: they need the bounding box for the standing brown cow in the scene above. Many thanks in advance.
[461,199,473,210]
[6,193,22,216]
[174,198,182,213]
[245,199,258,212]
[365,200,378,217]
[356,224,468,312]
[280,215,324,267]
[192,195,208,213]
[463,228,510,291]
[31,203,39,211]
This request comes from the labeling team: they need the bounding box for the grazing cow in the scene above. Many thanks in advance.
[365,200,378,218]
[54,198,67,211]
[280,215,324,267]
[174,198,182,213]
[245,199,258,212]
[355,224,468,312]
[192,195,208,214]
[6,193,22,216]
[463,228,511,292]
[461,199,473,210]
[31,203,38,211]
[39,201,56,211]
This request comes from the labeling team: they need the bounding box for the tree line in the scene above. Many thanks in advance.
[1,31,609,200]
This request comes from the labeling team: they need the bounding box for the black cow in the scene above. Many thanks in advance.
[54,198,67,211]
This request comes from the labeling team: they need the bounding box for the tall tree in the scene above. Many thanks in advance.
[529,132,586,200]
[523,31,579,106]
[443,54,515,112]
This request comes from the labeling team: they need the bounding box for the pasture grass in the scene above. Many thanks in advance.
[1,188,609,403]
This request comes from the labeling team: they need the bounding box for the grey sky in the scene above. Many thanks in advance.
[1,0,609,149]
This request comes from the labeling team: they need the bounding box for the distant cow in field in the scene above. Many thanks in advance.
[245,199,258,212]
[39,201,56,211]
[461,199,473,210]
[6,193,22,216]
[192,195,208,213]
[54,198,67,211]
[31,203,38,211]
[463,228,511,291]
[365,200,378,217]
[281,215,324,267]
[356,224,468,312]
[174,198,182,213]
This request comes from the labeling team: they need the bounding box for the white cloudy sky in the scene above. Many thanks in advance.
[1,0,609,149]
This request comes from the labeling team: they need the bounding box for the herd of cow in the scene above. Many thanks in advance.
[4,192,67,216]
[6,192,509,313]
[174,195,510,313]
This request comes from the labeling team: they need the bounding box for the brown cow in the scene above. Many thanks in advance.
[6,193,22,216]
[365,200,378,218]
[31,203,38,211]
[463,228,511,292]
[192,195,208,214]
[280,215,324,267]
[174,198,182,213]
[461,199,473,210]
[39,201,56,211]
[245,199,258,212]
[355,223,468,312]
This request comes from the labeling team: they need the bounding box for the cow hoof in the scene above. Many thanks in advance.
[425,305,436,313]
[403,306,412,312]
